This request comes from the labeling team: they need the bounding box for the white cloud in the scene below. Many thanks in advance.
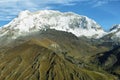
[92,0,120,7]
[42,6,53,10]
[0,0,81,21]
[0,0,118,22]
[92,1,108,7]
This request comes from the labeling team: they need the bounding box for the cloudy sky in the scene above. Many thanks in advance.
[0,0,120,30]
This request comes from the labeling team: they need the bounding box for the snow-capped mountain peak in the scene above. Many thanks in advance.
[109,24,120,38]
[0,10,106,39]
[18,10,31,19]
[110,24,120,32]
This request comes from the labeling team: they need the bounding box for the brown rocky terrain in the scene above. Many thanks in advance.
[0,30,119,80]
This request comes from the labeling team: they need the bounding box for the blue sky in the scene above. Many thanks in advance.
[0,0,120,31]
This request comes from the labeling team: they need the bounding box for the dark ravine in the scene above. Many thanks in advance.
[91,46,120,78]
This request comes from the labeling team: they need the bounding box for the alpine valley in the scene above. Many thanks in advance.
[0,10,120,80]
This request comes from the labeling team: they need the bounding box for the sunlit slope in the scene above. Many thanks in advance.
[0,39,117,80]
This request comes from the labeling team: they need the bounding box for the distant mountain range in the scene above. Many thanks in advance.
[0,10,120,80]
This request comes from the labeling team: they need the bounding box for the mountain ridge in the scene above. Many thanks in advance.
[0,37,117,80]
[0,10,106,40]
[0,10,120,79]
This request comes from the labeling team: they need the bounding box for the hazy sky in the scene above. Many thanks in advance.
[0,0,120,31]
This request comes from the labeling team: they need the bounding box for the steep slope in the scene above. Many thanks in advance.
[98,24,120,48]
[0,10,106,40]
[110,24,120,42]
[0,39,117,80]
[5,29,108,57]
[101,24,120,43]
[90,46,120,78]
[0,10,119,80]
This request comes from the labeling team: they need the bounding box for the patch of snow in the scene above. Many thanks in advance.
[109,24,120,38]
[0,10,106,39]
